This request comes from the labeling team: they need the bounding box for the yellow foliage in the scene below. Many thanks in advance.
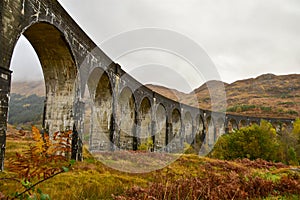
[292,118,300,137]
[31,126,47,154]
[7,126,71,181]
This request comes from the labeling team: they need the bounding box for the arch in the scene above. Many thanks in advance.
[138,97,152,150]
[154,104,167,150]
[196,114,205,133]
[88,69,113,151]
[11,35,44,82]
[183,112,193,144]
[205,116,215,146]
[169,108,182,153]
[118,87,136,150]
[194,114,205,148]
[216,117,225,140]
[281,121,293,132]
[250,120,259,126]
[239,119,247,129]
[271,121,282,133]
[171,109,181,138]
[19,22,78,135]
[9,36,45,126]
[136,93,153,112]
[228,118,238,132]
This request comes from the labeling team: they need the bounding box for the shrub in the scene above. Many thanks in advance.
[138,138,153,151]
[227,104,256,112]
[287,110,298,115]
[210,120,279,161]
[1,126,73,199]
[260,106,272,112]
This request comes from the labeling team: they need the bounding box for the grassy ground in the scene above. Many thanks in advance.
[1,128,300,199]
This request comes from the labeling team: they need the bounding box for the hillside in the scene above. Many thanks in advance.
[145,84,188,102]
[9,81,45,126]
[8,93,45,126]
[147,73,300,118]
[11,80,45,97]
[224,74,300,118]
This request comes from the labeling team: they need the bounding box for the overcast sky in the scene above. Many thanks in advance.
[10,0,300,92]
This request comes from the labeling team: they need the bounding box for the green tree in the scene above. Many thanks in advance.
[8,94,45,125]
[292,118,300,164]
[210,120,279,161]
[276,120,299,165]
[292,118,300,139]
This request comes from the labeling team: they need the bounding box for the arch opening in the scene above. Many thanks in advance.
[88,69,113,151]
[183,112,193,144]
[118,87,136,150]
[5,33,48,168]
[9,35,45,128]
[228,118,238,132]
[250,120,259,126]
[194,114,205,151]
[239,119,247,129]
[154,104,167,151]
[20,22,78,135]
[138,97,152,151]
[216,118,225,139]
[169,108,182,153]
[205,116,215,147]
[272,122,282,133]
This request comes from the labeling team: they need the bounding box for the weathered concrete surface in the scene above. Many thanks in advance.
[0,0,112,169]
[0,67,11,170]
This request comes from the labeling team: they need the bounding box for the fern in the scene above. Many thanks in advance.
[2,126,74,199]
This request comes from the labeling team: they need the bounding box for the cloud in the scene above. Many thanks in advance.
[10,36,44,82]
[10,0,300,92]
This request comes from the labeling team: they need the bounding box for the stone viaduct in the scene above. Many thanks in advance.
[0,0,295,170]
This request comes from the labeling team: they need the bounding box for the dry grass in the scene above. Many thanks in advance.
[1,127,300,200]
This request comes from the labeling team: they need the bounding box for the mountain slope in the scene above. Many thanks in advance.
[11,80,45,97]
[9,81,45,125]
[8,93,45,125]
[148,73,300,118]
